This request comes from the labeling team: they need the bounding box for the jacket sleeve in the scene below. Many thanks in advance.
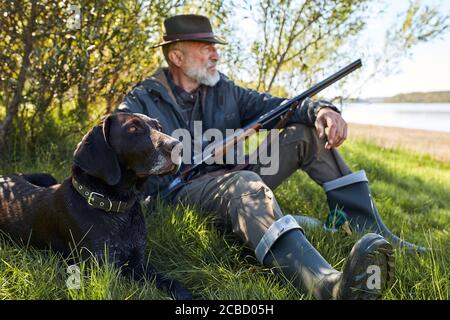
[234,83,320,128]
[234,85,284,128]
[286,98,341,127]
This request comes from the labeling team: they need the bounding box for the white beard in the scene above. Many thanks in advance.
[185,60,220,87]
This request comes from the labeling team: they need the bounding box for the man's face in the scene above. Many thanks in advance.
[172,41,221,86]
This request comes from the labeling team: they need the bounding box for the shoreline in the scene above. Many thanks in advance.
[347,123,450,162]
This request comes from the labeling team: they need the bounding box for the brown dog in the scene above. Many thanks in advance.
[0,112,191,299]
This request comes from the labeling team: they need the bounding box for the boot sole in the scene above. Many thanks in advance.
[339,233,395,300]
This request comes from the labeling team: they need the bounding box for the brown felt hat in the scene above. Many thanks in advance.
[153,14,227,48]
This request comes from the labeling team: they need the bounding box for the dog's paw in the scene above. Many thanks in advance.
[171,281,193,300]
[175,288,193,300]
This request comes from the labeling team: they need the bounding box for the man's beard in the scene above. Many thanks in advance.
[185,60,220,87]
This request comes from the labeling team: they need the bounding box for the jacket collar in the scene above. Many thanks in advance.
[143,68,218,104]
[143,68,216,128]
[149,68,179,105]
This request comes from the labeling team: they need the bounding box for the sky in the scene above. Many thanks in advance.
[360,33,450,98]
[230,0,450,98]
[357,0,450,98]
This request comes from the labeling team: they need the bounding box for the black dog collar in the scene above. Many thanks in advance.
[72,178,136,213]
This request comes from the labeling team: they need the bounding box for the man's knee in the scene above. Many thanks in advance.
[225,170,279,221]
[281,123,322,145]
[224,170,272,199]
[225,170,282,248]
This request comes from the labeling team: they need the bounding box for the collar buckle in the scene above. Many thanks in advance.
[87,191,113,212]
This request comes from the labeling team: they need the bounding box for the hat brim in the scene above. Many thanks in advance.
[152,36,227,48]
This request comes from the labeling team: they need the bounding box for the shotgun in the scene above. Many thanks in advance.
[164,59,363,195]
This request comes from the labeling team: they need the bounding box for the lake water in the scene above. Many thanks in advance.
[341,103,450,133]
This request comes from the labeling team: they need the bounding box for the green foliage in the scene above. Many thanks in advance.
[0,102,87,178]
[0,0,179,157]
[250,0,369,92]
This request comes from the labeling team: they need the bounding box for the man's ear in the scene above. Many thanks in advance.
[73,115,121,186]
[168,49,183,67]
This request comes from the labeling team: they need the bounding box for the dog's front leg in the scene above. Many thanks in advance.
[146,264,193,300]
[128,263,193,300]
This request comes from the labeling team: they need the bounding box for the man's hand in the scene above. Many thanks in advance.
[315,108,348,149]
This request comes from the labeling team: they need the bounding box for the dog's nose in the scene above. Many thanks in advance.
[167,140,183,171]
[164,139,182,155]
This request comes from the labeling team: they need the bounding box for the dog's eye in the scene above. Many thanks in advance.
[127,126,138,133]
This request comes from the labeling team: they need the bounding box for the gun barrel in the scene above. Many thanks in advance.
[302,59,362,99]
[258,59,362,127]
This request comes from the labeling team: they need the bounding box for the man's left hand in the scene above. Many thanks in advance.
[315,108,348,149]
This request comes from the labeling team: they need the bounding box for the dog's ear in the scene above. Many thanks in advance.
[73,115,121,186]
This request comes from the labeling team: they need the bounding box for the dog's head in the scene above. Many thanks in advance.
[73,112,182,186]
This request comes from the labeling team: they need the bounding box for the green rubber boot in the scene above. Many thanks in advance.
[324,170,427,253]
[257,215,395,300]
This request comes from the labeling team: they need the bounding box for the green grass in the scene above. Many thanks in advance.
[0,137,449,300]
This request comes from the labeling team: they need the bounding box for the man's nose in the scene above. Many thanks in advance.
[210,47,219,61]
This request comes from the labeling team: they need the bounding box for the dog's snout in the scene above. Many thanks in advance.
[149,130,183,175]
[164,139,182,154]
[167,139,182,173]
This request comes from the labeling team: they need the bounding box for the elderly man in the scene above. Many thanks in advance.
[117,14,406,300]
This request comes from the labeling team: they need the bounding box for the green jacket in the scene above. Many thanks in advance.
[116,68,317,197]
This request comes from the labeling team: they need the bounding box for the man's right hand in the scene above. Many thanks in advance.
[315,107,348,149]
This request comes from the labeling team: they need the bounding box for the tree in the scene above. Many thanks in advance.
[0,0,183,159]
[347,0,450,98]
[230,0,448,97]
[66,0,179,121]
[0,0,38,156]
[247,0,368,93]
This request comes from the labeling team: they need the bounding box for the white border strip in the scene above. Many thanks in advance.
[255,215,302,264]
[322,170,368,193]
